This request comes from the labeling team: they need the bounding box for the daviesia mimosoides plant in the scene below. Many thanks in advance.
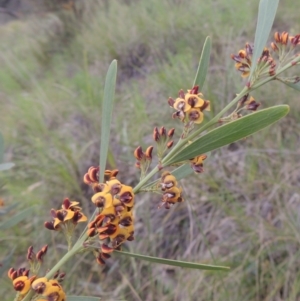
[6,1,300,300]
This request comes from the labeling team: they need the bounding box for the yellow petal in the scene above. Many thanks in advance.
[173,98,191,112]
[110,224,134,247]
[101,205,116,216]
[162,186,182,204]
[53,218,63,228]
[161,174,177,190]
[43,279,61,295]
[241,71,250,78]
[92,192,113,208]
[62,209,75,221]
[190,154,207,165]
[185,93,205,108]
[119,185,134,208]
[76,212,88,223]
[32,277,49,294]
[13,276,31,294]
[188,108,204,124]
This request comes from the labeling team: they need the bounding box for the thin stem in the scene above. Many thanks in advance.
[67,236,72,251]
[133,166,159,193]
[13,292,20,301]
[22,292,35,301]
[45,244,80,279]
[278,47,293,68]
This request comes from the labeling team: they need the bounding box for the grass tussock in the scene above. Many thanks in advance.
[1,0,300,300]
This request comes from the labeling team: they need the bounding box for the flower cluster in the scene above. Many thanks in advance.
[134,145,153,177]
[8,267,36,297]
[231,43,253,78]
[159,171,183,209]
[231,43,276,78]
[153,126,175,159]
[219,93,261,123]
[271,31,300,55]
[168,86,210,125]
[84,167,135,264]
[232,32,300,82]
[27,245,48,264]
[32,277,66,301]
[8,246,66,301]
[44,198,87,231]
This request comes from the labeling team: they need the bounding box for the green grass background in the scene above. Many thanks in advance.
[1,0,300,300]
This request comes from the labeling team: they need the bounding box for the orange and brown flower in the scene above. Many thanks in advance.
[32,277,66,301]
[231,43,276,79]
[8,267,36,295]
[231,43,253,78]
[160,171,178,191]
[12,275,35,295]
[159,172,183,209]
[238,94,260,112]
[190,154,207,173]
[45,198,87,231]
[168,86,210,125]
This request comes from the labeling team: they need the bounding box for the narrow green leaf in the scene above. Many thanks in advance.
[250,0,279,78]
[115,250,230,271]
[99,60,117,183]
[0,162,15,171]
[166,105,289,165]
[0,132,3,163]
[0,205,39,230]
[193,36,211,89]
[281,81,300,91]
[66,297,101,301]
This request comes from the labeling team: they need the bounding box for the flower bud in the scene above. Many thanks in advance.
[178,89,185,98]
[190,85,199,94]
[271,42,279,52]
[153,127,160,141]
[145,146,154,160]
[159,126,166,137]
[27,246,34,262]
[36,245,48,262]
[134,146,144,160]
[168,97,175,107]
[281,31,289,45]
[167,128,175,138]
[274,32,280,43]
[167,141,174,149]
